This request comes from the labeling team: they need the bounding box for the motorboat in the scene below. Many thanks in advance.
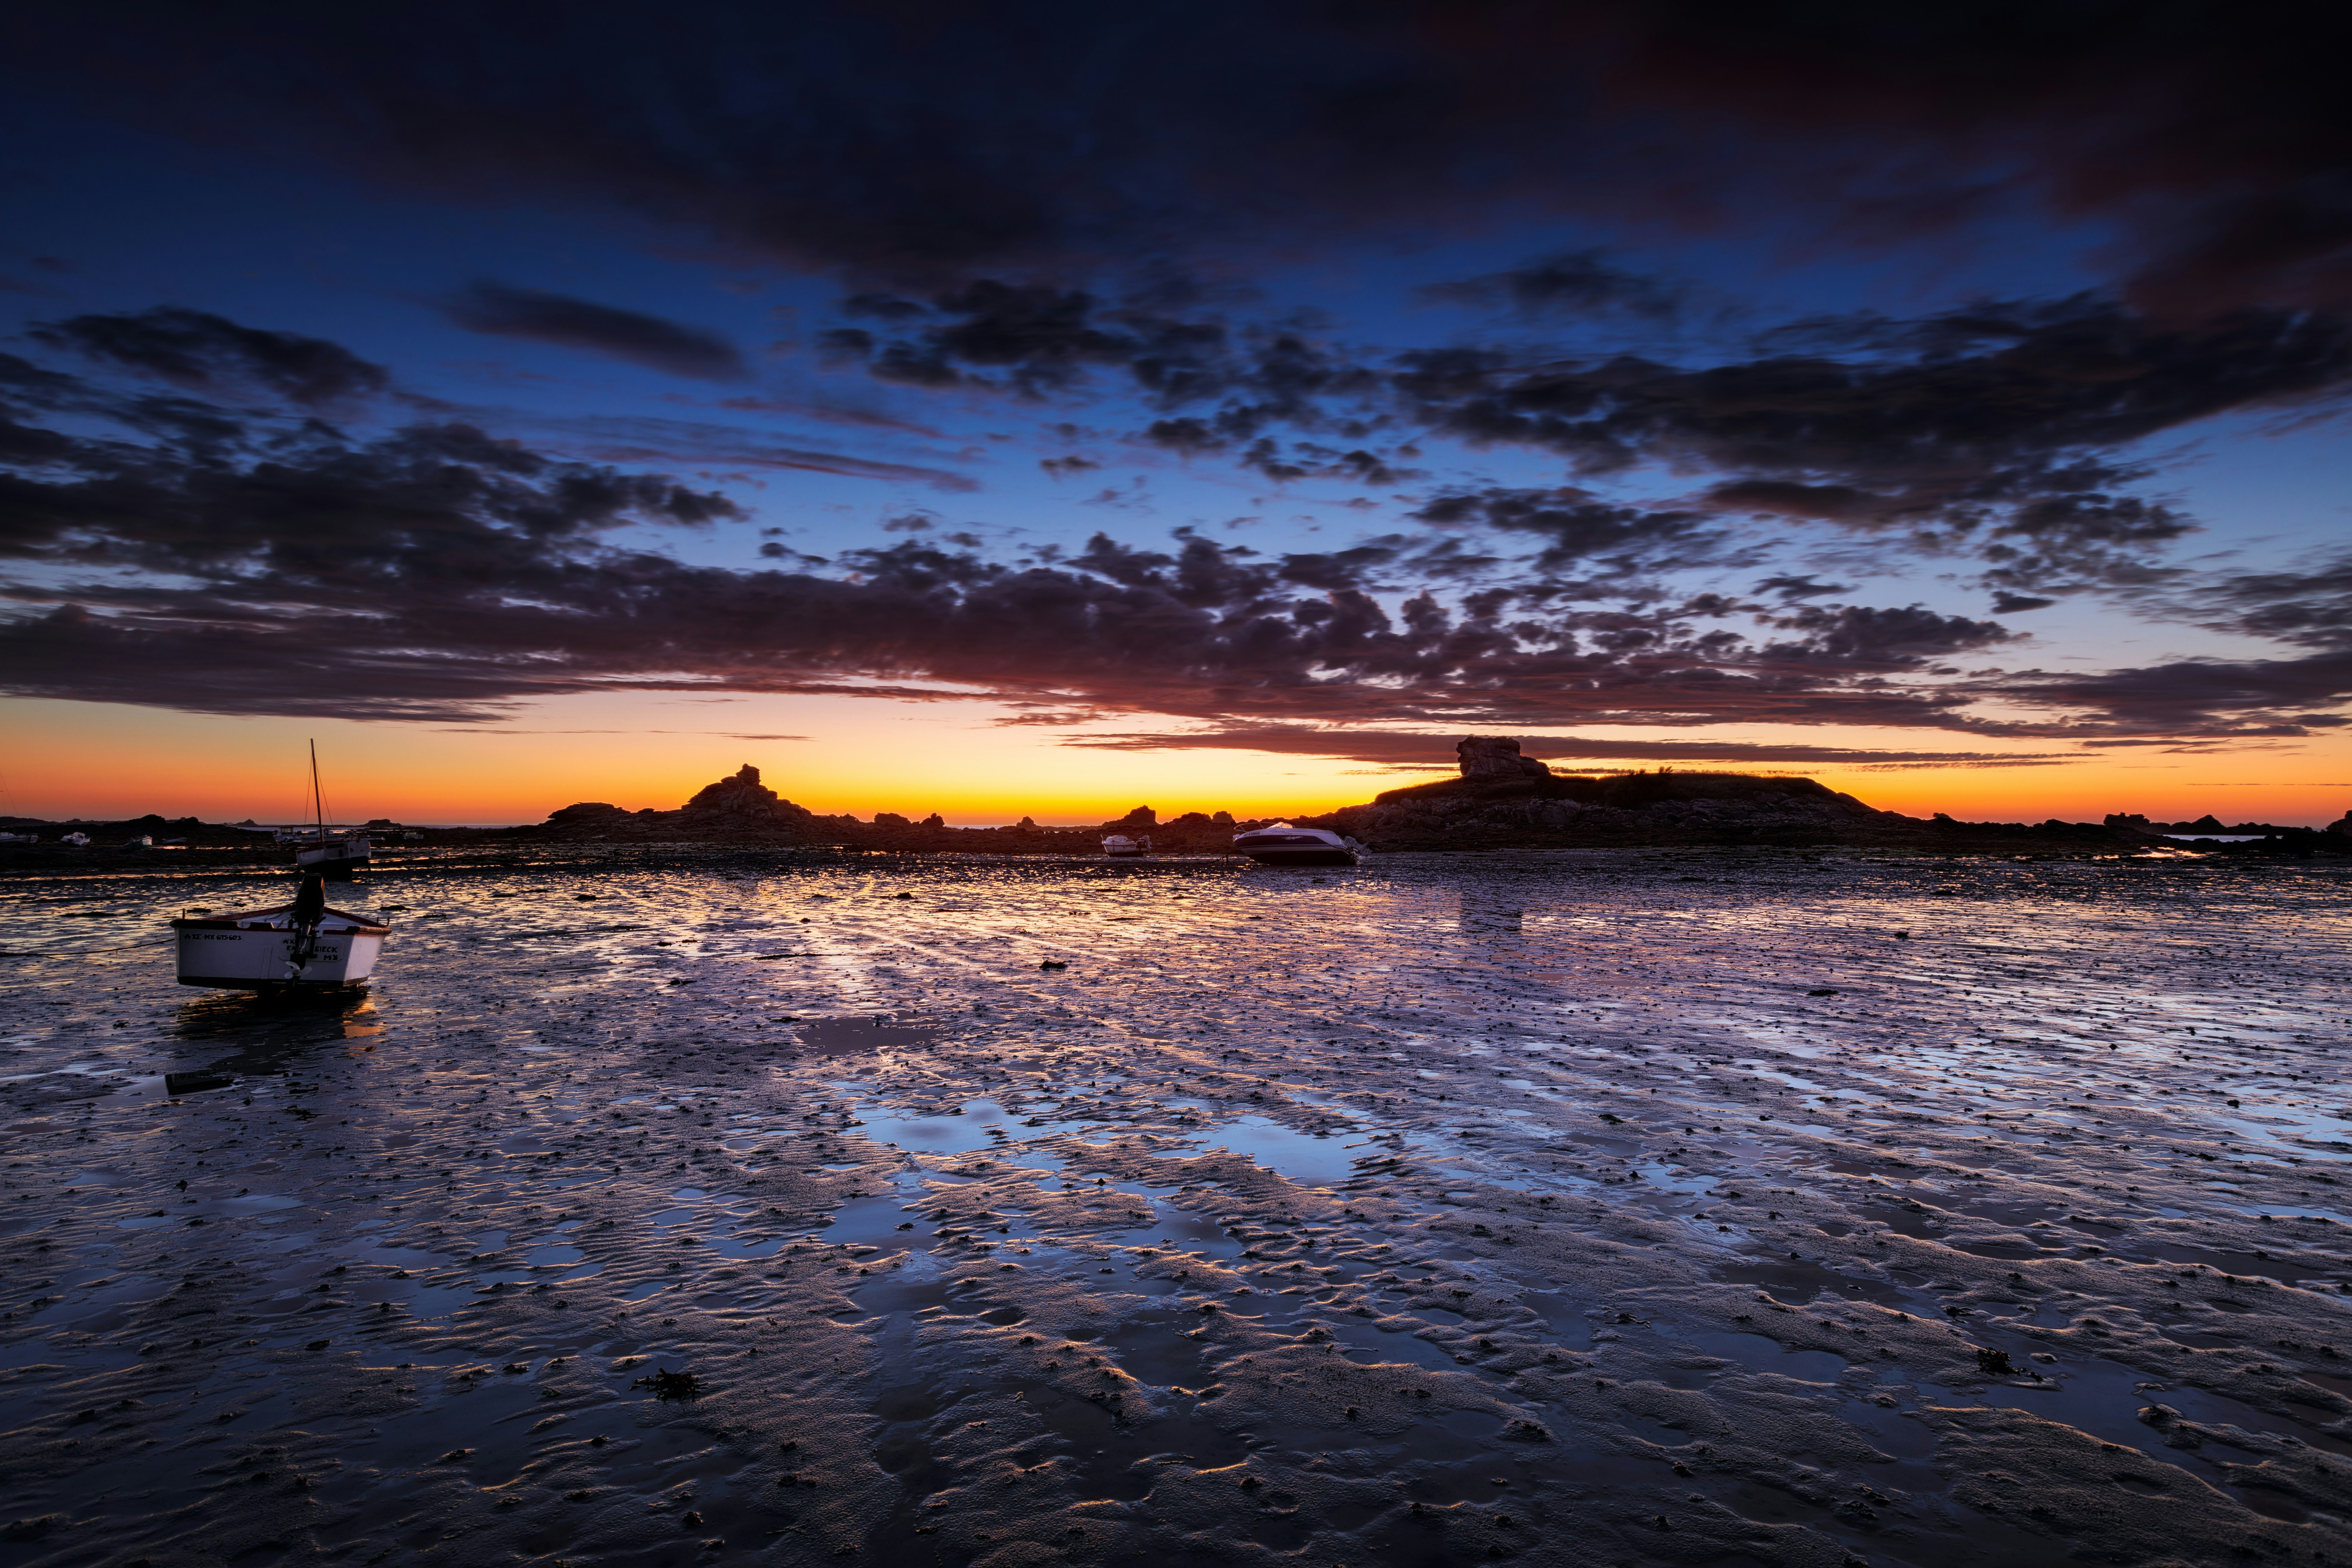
[1232,823,1363,866]
[172,873,390,990]
[1102,834,1151,857]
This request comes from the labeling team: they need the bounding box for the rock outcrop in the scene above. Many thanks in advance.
[679,764,818,829]
[1304,739,1945,849]
[533,767,1268,850]
[541,764,833,843]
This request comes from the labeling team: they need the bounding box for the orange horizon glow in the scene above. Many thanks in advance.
[4,696,2347,829]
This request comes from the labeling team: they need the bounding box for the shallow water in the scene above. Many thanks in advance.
[3,845,2350,1566]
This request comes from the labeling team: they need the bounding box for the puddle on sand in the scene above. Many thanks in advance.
[794,1016,943,1054]
[1191,1114,1364,1187]
[846,1095,1078,1156]
[1688,1331,1850,1383]
[1715,1255,1914,1308]
[1324,1313,1465,1372]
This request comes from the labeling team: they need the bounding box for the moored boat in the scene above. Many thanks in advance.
[172,873,390,990]
[295,835,372,875]
[1102,834,1151,857]
[1232,823,1362,866]
[288,740,371,874]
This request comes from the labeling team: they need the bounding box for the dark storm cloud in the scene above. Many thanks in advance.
[1412,488,1722,576]
[1418,250,1687,320]
[27,307,389,407]
[1062,726,2064,769]
[530,413,977,490]
[1754,574,1852,601]
[1757,603,2011,668]
[1989,651,2352,739]
[1397,301,2352,501]
[14,2,2349,313]
[440,281,749,381]
[822,281,1263,408]
[2187,551,2352,651]
[2,310,2345,743]
[0,350,2002,731]
[822,281,2352,602]
[0,412,739,577]
[1388,300,2352,593]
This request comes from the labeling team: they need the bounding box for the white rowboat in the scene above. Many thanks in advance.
[172,896,390,990]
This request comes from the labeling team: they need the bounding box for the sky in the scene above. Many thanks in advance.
[3,3,2350,827]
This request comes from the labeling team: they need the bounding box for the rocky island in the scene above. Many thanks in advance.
[514,742,2345,856]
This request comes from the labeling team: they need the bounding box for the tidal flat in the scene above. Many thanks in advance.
[3,847,2350,1567]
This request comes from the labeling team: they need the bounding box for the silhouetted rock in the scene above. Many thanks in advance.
[541,764,827,841]
[680,764,816,829]
[498,751,2341,856]
[1308,737,1910,848]
[1458,736,1552,781]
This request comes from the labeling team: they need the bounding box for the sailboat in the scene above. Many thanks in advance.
[290,740,371,875]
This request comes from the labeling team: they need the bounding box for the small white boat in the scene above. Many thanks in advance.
[1232,823,1362,866]
[295,835,372,875]
[1102,834,1151,857]
[60,832,89,846]
[172,877,390,990]
[287,740,371,874]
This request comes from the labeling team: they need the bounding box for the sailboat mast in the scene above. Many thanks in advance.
[310,740,324,844]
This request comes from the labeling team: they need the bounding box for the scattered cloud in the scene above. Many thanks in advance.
[1418,250,1688,321]
[29,306,388,407]
[441,281,748,382]
[1060,726,2072,769]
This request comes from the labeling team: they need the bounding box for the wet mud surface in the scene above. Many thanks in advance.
[3,846,2351,1566]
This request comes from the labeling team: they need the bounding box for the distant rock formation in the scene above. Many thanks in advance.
[1305,738,1905,848]
[680,764,816,829]
[542,763,830,842]
[1457,735,1553,782]
[533,765,1270,849]
[508,750,2333,856]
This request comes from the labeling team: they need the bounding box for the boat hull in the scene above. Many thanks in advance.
[173,924,386,989]
[1238,847,1358,866]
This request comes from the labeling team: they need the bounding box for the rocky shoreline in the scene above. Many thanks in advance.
[6,741,2348,864]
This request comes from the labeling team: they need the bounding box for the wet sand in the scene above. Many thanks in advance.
[4,846,2350,1567]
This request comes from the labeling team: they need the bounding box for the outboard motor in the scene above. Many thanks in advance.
[285,872,328,980]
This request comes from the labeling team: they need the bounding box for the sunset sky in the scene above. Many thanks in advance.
[4,5,2350,826]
